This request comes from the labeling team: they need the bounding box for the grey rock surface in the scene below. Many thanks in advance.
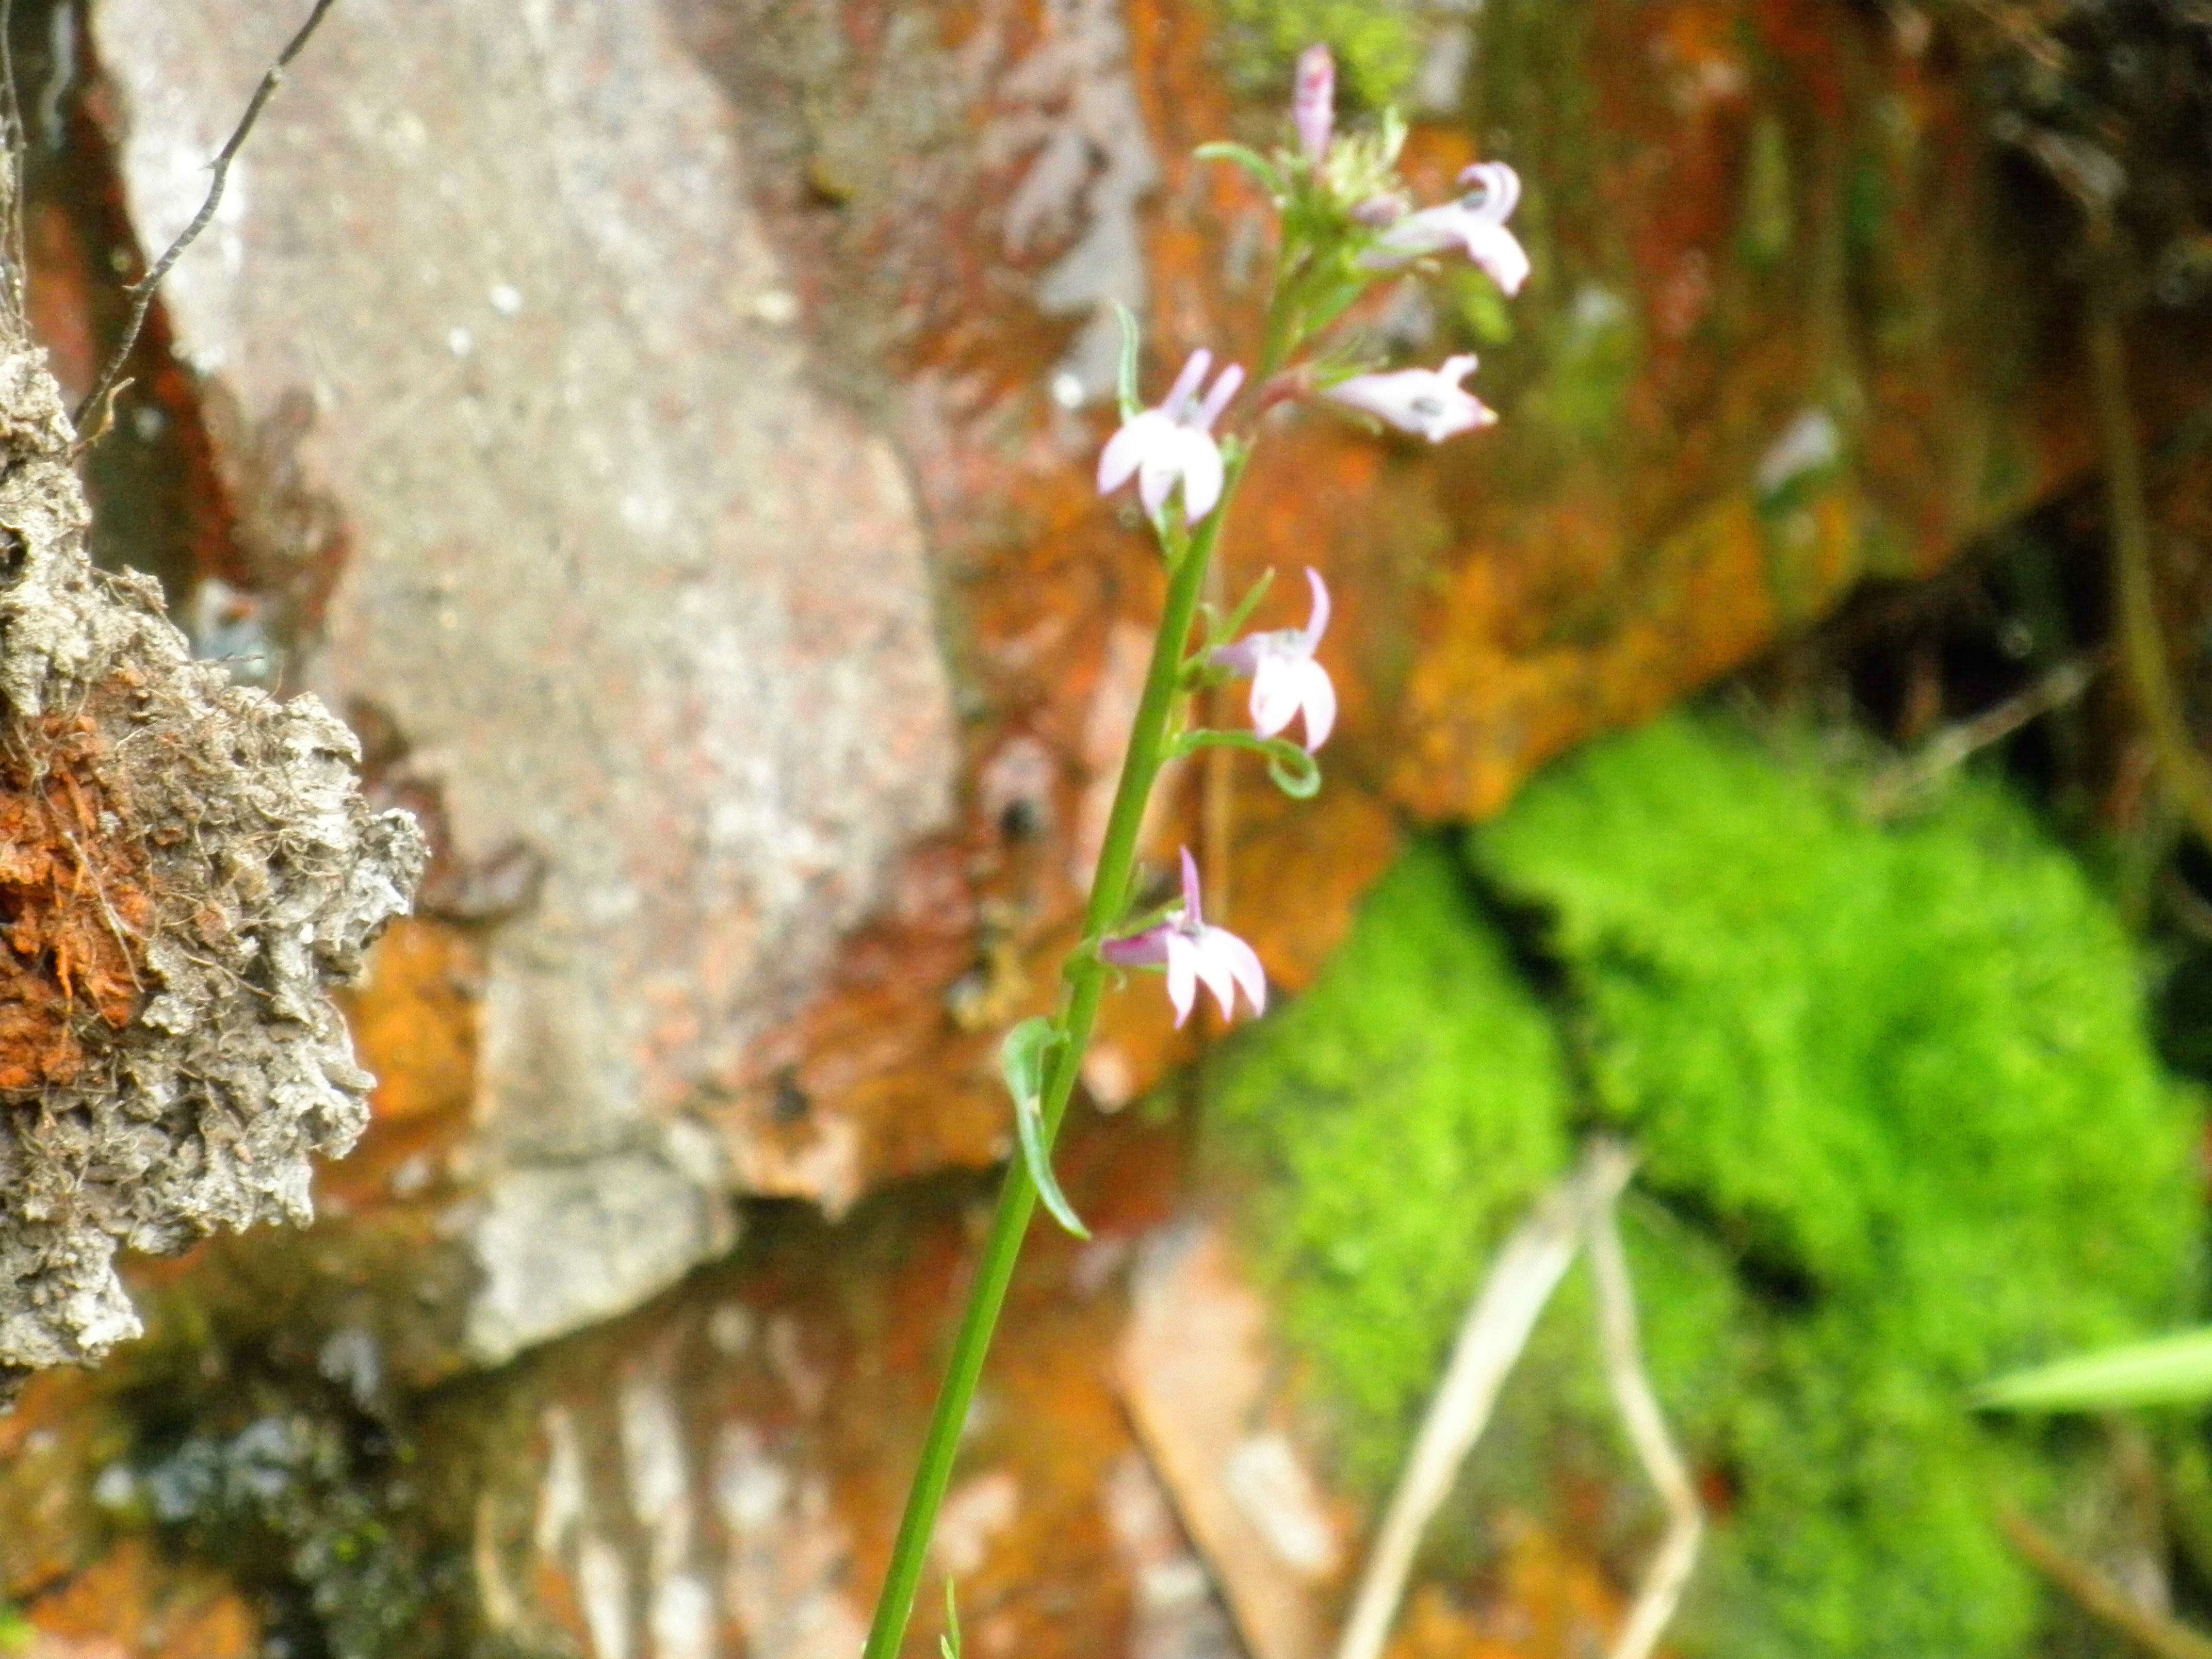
[0,327,425,1397]
[94,0,959,1360]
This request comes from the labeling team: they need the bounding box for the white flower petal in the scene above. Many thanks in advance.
[1462,222,1530,297]
[1190,931,1240,1021]
[1164,932,1198,1028]
[1178,847,1206,926]
[1098,411,1160,495]
[1137,444,1180,516]
[1293,656,1337,750]
[1249,653,1301,738]
[1162,349,1214,421]
[1299,567,1332,650]
[1194,364,1245,434]
[1211,926,1267,1018]
[1177,430,1226,522]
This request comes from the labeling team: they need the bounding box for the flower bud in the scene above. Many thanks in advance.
[1293,44,1335,166]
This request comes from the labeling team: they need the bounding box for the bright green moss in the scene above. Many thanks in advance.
[1214,712,2202,1657]
[1476,713,2202,1658]
[1207,839,1573,1491]
[1215,0,1425,110]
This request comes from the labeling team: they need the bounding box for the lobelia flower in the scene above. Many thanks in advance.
[1100,848,1267,1028]
[1325,355,1495,444]
[1097,348,1246,523]
[1359,160,1530,297]
[1293,43,1335,166]
[1212,566,1337,750]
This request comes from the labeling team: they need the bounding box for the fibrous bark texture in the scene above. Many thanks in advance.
[0,329,424,1399]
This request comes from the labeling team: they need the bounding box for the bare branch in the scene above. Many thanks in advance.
[1589,1201,1703,1659]
[2086,239,2212,853]
[1,0,23,323]
[1332,1143,1636,1659]
[1865,652,2107,816]
[2003,1507,2212,1659]
[71,0,337,438]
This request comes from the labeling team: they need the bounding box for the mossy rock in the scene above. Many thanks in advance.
[1207,838,1574,1493]
[1211,712,2204,1657]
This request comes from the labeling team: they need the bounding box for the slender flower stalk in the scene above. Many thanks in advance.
[860,51,1523,1659]
[860,449,1247,1659]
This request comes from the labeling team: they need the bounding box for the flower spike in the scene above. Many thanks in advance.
[1325,355,1496,444]
[1098,349,1246,523]
[1212,567,1337,751]
[1099,849,1267,1027]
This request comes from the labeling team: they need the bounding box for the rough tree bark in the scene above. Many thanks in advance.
[0,157,425,1398]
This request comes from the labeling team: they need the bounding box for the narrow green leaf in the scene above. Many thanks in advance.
[1220,567,1278,641]
[999,1017,1089,1238]
[940,1579,963,1659]
[1977,1327,2212,1411]
[1193,141,1283,197]
[1112,302,1142,421]
[1378,107,1408,166]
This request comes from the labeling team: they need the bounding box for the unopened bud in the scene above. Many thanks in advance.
[1293,44,1335,166]
[1350,192,1410,227]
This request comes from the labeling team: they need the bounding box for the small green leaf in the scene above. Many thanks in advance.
[1112,302,1142,421]
[999,1017,1088,1238]
[1378,107,1408,165]
[1977,1327,2212,1412]
[1193,141,1283,197]
[940,1579,963,1659]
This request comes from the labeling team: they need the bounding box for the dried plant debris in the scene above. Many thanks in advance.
[0,331,424,1402]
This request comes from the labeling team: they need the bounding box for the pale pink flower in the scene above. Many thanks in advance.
[1099,849,1267,1027]
[1360,160,1530,296]
[1294,44,1335,166]
[1212,567,1337,750]
[1325,355,1495,443]
[1097,348,1245,522]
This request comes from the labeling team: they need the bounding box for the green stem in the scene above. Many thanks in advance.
[860,462,1247,1659]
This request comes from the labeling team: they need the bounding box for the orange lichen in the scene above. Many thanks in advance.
[322,916,483,1207]
[0,714,151,1094]
[1382,1527,1626,1659]
[22,1538,258,1659]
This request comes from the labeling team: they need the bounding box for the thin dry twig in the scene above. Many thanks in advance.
[0,0,23,321]
[2085,237,2212,852]
[1332,1143,1637,1659]
[1589,1202,1703,1659]
[71,0,338,440]
[1866,652,2108,817]
[2002,1506,2212,1659]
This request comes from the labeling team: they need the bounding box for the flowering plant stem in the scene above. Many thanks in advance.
[860,459,1246,1659]
[859,44,1525,1645]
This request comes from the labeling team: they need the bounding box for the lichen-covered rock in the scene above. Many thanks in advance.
[0,330,424,1396]
[94,0,958,1362]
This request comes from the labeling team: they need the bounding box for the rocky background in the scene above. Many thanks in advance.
[4,0,2212,1655]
